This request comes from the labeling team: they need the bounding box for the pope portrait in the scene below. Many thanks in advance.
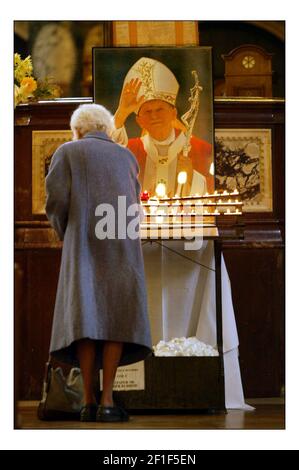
[112,57,214,198]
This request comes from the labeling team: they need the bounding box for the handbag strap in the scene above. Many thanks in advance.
[43,355,53,393]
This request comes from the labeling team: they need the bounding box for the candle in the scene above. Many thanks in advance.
[155,183,166,198]
[223,190,228,195]
[176,171,187,196]
[148,198,158,215]
[155,215,164,224]
[232,188,239,195]
[141,190,150,201]
[155,209,165,224]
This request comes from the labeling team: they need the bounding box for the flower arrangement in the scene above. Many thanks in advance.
[153,337,219,357]
[14,53,61,107]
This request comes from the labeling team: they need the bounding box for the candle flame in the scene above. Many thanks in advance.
[177,171,187,184]
[155,183,166,198]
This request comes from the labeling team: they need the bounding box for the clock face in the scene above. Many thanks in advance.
[32,23,77,84]
[242,55,256,69]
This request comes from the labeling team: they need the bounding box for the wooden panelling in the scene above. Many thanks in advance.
[223,247,284,397]
[15,250,61,399]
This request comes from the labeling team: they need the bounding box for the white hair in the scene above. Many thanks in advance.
[70,103,115,139]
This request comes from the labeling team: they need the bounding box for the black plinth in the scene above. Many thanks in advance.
[113,355,225,412]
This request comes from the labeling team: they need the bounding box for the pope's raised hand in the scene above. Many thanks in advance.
[114,78,145,128]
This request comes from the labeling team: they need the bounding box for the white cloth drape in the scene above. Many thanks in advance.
[142,240,253,410]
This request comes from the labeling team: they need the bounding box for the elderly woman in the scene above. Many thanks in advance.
[45,103,152,422]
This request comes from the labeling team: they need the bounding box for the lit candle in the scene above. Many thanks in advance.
[155,209,165,224]
[148,198,158,215]
[223,190,228,195]
[155,215,164,224]
[232,188,239,195]
[176,171,187,196]
[141,190,150,201]
[155,183,166,198]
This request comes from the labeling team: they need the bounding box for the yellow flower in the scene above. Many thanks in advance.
[14,53,61,105]
[14,84,22,107]
[14,55,33,83]
[20,76,37,94]
[14,53,22,67]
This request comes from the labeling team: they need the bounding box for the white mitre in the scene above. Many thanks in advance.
[123,57,179,112]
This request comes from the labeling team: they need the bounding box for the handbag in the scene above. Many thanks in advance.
[37,358,84,420]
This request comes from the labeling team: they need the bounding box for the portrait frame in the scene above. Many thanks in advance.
[93,46,214,143]
[213,97,284,219]
[93,46,215,196]
[215,128,273,212]
[32,130,72,214]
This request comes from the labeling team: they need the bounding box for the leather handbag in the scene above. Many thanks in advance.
[37,359,84,420]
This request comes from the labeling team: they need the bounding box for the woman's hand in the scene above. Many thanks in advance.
[114,78,145,129]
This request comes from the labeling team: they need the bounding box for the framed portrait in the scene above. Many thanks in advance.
[93,47,214,197]
[32,130,72,214]
[215,128,272,212]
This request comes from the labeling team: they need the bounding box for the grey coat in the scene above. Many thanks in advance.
[45,131,152,368]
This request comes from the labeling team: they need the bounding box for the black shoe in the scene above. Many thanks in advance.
[96,405,129,422]
[80,404,98,422]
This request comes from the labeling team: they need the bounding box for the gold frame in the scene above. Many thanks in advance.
[215,128,273,212]
[32,130,72,214]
